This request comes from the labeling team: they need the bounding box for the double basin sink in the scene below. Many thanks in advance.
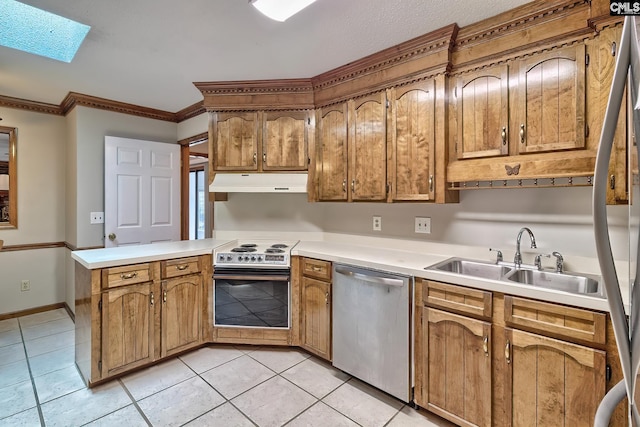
[427,257,603,298]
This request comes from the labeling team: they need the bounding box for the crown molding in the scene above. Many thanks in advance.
[176,101,206,122]
[178,131,208,146]
[0,94,63,116]
[61,92,177,122]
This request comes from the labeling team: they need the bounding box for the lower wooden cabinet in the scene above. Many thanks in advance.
[300,276,331,360]
[423,307,492,427]
[101,283,156,378]
[504,328,606,427]
[161,274,202,358]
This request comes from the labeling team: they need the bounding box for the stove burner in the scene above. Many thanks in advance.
[265,248,284,254]
[240,243,257,248]
[271,244,288,249]
[231,247,257,253]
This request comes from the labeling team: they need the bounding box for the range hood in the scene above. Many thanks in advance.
[209,173,308,193]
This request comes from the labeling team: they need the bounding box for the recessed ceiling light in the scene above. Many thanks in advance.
[0,0,90,63]
[250,0,317,22]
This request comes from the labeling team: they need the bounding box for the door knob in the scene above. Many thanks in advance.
[108,233,116,241]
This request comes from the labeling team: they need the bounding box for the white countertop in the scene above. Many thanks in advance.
[70,238,230,269]
[71,236,613,312]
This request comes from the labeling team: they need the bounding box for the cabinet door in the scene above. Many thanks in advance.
[388,81,435,201]
[516,44,586,154]
[424,307,491,427]
[504,328,606,427]
[300,276,331,360]
[161,274,202,357]
[212,112,259,171]
[348,93,387,201]
[263,111,308,171]
[101,283,155,378]
[317,104,348,201]
[456,64,509,159]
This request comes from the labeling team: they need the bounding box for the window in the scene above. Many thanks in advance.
[189,168,206,239]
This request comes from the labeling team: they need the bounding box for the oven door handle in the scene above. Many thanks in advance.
[213,274,290,281]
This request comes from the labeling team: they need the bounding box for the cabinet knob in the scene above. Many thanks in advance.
[342,179,346,193]
[501,127,507,145]
[351,179,355,192]
[505,339,511,364]
[163,291,167,303]
[483,336,489,356]
[428,175,434,193]
[519,124,525,144]
[253,153,257,164]
[150,292,155,306]
[263,153,266,163]
[325,292,329,305]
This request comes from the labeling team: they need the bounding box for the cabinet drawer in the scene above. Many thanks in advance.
[102,263,152,289]
[161,257,201,279]
[504,295,606,346]
[423,280,492,320]
[302,258,332,281]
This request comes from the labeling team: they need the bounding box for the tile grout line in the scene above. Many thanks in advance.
[117,378,154,426]
[17,318,46,427]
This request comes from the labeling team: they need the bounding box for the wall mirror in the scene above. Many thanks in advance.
[0,126,17,229]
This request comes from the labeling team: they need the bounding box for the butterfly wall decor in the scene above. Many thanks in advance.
[505,164,520,176]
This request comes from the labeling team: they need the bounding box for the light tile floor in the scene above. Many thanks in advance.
[0,308,455,427]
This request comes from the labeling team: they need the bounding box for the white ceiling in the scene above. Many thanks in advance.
[0,0,531,113]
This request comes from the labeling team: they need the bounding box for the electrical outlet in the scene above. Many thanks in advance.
[90,212,104,224]
[20,279,30,292]
[415,217,431,234]
[373,215,382,231]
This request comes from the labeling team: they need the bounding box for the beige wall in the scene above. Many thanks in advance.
[177,112,207,141]
[0,108,67,314]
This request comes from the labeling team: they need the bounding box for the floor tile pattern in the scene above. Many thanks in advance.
[0,309,455,426]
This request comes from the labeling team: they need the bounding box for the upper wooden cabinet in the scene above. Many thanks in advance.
[210,110,310,173]
[456,65,509,160]
[516,45,586,154]
[348,93,388,201]
[316,103,349,201]
[211,112,259,171]
[388,80,436,201]
[262,111,309,171]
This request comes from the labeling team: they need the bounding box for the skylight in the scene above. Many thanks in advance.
[0,0,90,63]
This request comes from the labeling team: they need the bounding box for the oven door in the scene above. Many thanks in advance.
[213,267,290,329]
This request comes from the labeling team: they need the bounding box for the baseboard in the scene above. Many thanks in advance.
[0,302,67,321]
[63,302,75,322]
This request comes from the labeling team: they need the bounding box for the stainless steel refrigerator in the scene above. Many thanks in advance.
[595,15,640,426]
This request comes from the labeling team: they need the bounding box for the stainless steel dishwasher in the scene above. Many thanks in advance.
[332,264,411,402]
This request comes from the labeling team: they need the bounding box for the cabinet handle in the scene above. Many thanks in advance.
[120,272,138,280]
[519,124,525,144]
[501,127,507,145]
[176,264,188,271]
[342,179,346,193]
[312,266,322,272]
[163,291,167,303]
[505,339,511,364]
[483,336,489,356]
[325,292,329,305]
[263,153,266,163]
[253,153,257,164]
[429,175,434,193]
[351,179,355,192]
[150,292,155,306]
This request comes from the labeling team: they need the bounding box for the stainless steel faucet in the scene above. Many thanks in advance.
[552,251,564,273]
[514,227,537,268]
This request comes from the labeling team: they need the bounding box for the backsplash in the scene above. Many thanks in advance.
[213,186,629,260]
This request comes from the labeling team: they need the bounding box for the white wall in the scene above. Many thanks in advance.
[177,112,208,140]
[214,186,629,264]
[0,108,67,314]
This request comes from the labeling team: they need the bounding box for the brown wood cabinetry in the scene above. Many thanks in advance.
[348,93,388,201]
[504,327,606,427]
[415,279,620,426]
[160,260,203,358]
[262,111,309,171]
[75,254,211,386]
[416,280,493,427]
[300,258,332,360]
[316,103,348,201]
[101,282,156,378]
[387,80,436,201]
[211,112,259,171]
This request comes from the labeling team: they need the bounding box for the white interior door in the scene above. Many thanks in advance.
[105,136,180,247]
